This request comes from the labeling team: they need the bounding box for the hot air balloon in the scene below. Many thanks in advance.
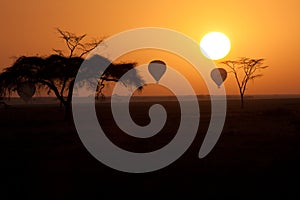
[211,68,227,88]
[148,60,167,83]
[17,82,36,102]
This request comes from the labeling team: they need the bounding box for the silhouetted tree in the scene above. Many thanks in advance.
[0,29,144,118]
[53,28,103,103]
[221,57,268,108]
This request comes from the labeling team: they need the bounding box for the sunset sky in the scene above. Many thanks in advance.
[1,0,300,95]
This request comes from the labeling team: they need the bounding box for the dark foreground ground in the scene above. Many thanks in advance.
[1,98,300,199]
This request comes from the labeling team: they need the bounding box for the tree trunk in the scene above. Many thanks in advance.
[63,101,73,121]
[64,80,75,121]
[240,93,244,109]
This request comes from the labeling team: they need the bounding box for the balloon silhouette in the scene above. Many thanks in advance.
[211,68,227,88]
[148,60,167,83]
[17,82,36,102]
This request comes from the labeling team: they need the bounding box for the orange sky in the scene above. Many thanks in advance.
[1,0,300,95]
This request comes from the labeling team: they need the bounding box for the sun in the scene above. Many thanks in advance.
[200,32,231,60]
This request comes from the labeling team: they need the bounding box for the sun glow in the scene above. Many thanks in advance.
[200,32,231,60]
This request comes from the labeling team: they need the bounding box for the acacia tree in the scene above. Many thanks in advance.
[53,28,102,102]
[52,28,143,99]
[0,29,144,118]
[221,57,268,108]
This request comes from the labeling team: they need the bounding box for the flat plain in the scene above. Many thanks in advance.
[1,97,300,199]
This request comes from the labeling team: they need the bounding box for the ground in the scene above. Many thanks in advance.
[1,97,300,199]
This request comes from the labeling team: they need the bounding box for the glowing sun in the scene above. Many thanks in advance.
[200,32,231,60]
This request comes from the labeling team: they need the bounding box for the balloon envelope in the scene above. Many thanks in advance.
[148,60,166,83]
[211,68,227,87]
[17,82,36,102]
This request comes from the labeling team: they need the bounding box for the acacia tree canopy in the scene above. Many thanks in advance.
[0,54,143,102]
